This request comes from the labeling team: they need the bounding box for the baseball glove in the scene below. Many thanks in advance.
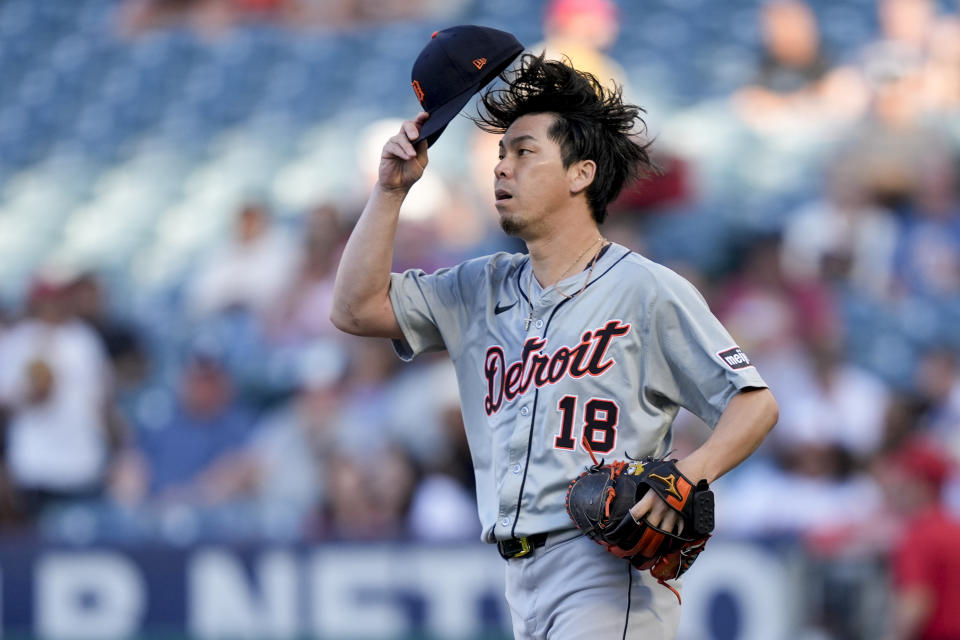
[565,441,714,603]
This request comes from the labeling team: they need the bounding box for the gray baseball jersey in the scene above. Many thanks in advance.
[389,242,767,543]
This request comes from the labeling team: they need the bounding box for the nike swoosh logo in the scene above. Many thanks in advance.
[494,300,518,314]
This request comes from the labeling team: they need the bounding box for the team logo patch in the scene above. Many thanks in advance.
[411,80,425,104]
[717,346,753,370]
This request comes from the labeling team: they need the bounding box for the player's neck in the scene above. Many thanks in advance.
[526,222,605,289]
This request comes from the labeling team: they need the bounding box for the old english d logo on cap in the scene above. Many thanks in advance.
[412,80,425,105]
[410,25,523,147]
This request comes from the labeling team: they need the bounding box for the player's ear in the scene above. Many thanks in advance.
[568,159,596,195]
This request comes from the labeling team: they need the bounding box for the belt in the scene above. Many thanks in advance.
[497,532,549,559]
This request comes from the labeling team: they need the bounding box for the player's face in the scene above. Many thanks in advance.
[494,113,574,238]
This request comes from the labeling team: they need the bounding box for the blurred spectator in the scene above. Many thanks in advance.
[288,0,468,29]
[120,0,467,36]
[845,1,953,210]
[333,338,404,457]
[300,338,429,541]
[119,0,232,37]
[531,0,626,89]
[66,272,149,453]
[267,204,346,345]
[119,0,293,38]
[719,337,886,538]
[67,273,146,377]
[187,202,299,321]
[756,0,829,92]
[111,350,257,506]
[776,340,891,461]
[406,385,480,542]
[718,438,883,539]
[880,392,932,455]
[0,304,10,335]
[781,157,898,297]
[330,0,467,24]
[890,156,960,298]
[919,17,960,113]
[733,0,868,135]
[861,0,935,88]
[913,348,960,457]
[243,340,348,533]
[610,151,692,213]
[312,445,418,541]
[0,276,112,517]
[313,455,383,540]
[0,379,21,529]
[880,438,960,640]
[713,234,838,398]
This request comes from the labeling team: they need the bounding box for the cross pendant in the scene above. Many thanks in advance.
[524,315,532,331]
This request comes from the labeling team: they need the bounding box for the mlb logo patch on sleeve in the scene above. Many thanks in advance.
[717,346,753,370]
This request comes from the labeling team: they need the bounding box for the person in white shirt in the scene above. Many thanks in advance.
[0,278,112,515]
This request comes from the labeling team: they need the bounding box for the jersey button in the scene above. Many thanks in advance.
[512,463,522,474]
[520,406,529,416]
[535,319,544,329]
[500,517,510,526]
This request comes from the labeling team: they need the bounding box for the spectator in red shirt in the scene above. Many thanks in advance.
[885,438,960,640]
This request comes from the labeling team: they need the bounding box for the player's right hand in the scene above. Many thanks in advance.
[379,112,429,192]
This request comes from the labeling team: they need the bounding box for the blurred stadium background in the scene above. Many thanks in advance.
[1,0,960,638]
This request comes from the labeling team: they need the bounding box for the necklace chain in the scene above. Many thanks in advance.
[556,235,604,288]
[525,236,607,330]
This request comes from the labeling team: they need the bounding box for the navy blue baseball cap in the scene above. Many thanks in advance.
[411,25,524,147]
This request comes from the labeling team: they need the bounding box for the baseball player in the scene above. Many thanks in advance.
[331,52,778,639]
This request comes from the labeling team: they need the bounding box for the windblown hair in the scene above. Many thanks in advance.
[474,53,655,224]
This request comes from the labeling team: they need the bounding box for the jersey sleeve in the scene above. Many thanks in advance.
[388,257,489,361]
[643,269,768,427]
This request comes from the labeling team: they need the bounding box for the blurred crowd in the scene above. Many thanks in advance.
[2,0,960,636]
[116,0,470,37]
[0,197,485,545]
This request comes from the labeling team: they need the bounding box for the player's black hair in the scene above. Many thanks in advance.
[474,53,656,224]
